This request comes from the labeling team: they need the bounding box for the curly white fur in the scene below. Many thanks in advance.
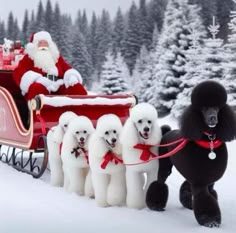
[120,103,162,209]
[47,111,77,186]
[88,114,126,207]
[61,116,95,197]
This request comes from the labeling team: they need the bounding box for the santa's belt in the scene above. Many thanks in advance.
[47,74,58,81]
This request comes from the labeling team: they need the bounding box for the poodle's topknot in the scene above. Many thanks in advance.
[130,103,158,122]
[191,81,227,109]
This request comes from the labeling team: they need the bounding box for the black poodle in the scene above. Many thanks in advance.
[146,81,236,227]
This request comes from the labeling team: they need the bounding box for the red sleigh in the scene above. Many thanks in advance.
[0,70,136,178]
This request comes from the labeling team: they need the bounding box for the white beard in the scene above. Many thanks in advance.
[34,50,58,75]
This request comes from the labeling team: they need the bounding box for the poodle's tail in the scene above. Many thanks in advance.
[161,124,171,136]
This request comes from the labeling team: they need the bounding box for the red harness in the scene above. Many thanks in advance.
[100,151,123,169]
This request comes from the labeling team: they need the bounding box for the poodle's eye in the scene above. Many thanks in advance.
[113,130,117,134]
[76,131,79,134]
[148,120,152,124]
[83,130,87,134]
[138,120,142,124]
[64,124,67,128]
[105,131,109,135]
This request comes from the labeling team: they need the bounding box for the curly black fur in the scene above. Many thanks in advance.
[146,81,236,228]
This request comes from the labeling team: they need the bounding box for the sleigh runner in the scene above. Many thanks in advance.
[0,70,136,178]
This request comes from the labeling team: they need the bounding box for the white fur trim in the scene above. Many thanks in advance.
[33,31,52,44]
[20,71,42,95]
[36,76,52,87]
[64,69,83,84]
[25,42,34,55]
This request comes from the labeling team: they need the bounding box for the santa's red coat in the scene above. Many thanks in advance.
[13,54,87,100]
[13,54,73,86]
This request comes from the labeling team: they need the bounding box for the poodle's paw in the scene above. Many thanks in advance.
[107,193,125,206]
[146,181,168,211]
[179,181,193,209]
[68,186,84,196]
[85,189,95,199]
[107,185,126,206]
[193,192,221,227]
[77,190,85,196]
[197,215,221,228]
[127,196,146,209]
[127,201,146,209]
[96,199,110,208]
[50,178,63,187]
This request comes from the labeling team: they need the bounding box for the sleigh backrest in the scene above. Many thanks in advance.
[0,70,29,128]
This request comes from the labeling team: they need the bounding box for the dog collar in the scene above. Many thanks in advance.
[194,140,222,149]
[71,147,89,164]
[194,137,222,160]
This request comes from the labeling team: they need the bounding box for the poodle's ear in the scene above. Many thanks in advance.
[148,120,162,145]
[52,126,64,144]
[179,106,206,140]
[120,120,139,146]
[216,105,236,142]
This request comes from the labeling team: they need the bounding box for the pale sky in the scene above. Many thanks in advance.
[0,0,141,26]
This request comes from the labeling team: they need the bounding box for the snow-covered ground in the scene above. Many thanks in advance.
[1,116,236,233]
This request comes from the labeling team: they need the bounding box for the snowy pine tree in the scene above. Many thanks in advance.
[71,26,92,88]
[122,2,141,74]
[171,34,205,118]
[112,7,125,56]
[132,45,155,103]
[44,0,53,32]
[50,3,61,45]
[149,0,206,116]
[35,0,45,31]
[95,10,113,74]
[223,0,236,109]
[138,0,152,50]
[172,16,227,118]
[21,10,29,42]
[99,51,129,95]
[87,12,98,74]
[147,0,167,32]
[0,21,5,42]
[57,15,73,63]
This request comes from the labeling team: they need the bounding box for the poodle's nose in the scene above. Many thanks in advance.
[80,137,85,142]
[144,127,150,132]
[204,107,218,127]
[111,138,117,143]
[209,115,217,123]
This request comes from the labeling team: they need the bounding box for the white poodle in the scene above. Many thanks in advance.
[88,114,126,207]
[120,103,162,209]
[61,116,95,197]
[47,111,77,186]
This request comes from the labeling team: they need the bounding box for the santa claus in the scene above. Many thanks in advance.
[13,31,87,100]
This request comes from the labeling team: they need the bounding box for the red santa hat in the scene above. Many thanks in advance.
[30,31,52,44]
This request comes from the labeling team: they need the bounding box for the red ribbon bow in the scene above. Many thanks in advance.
[133,144,157,161]
[71,147,89,164]
[100,151,123,169]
